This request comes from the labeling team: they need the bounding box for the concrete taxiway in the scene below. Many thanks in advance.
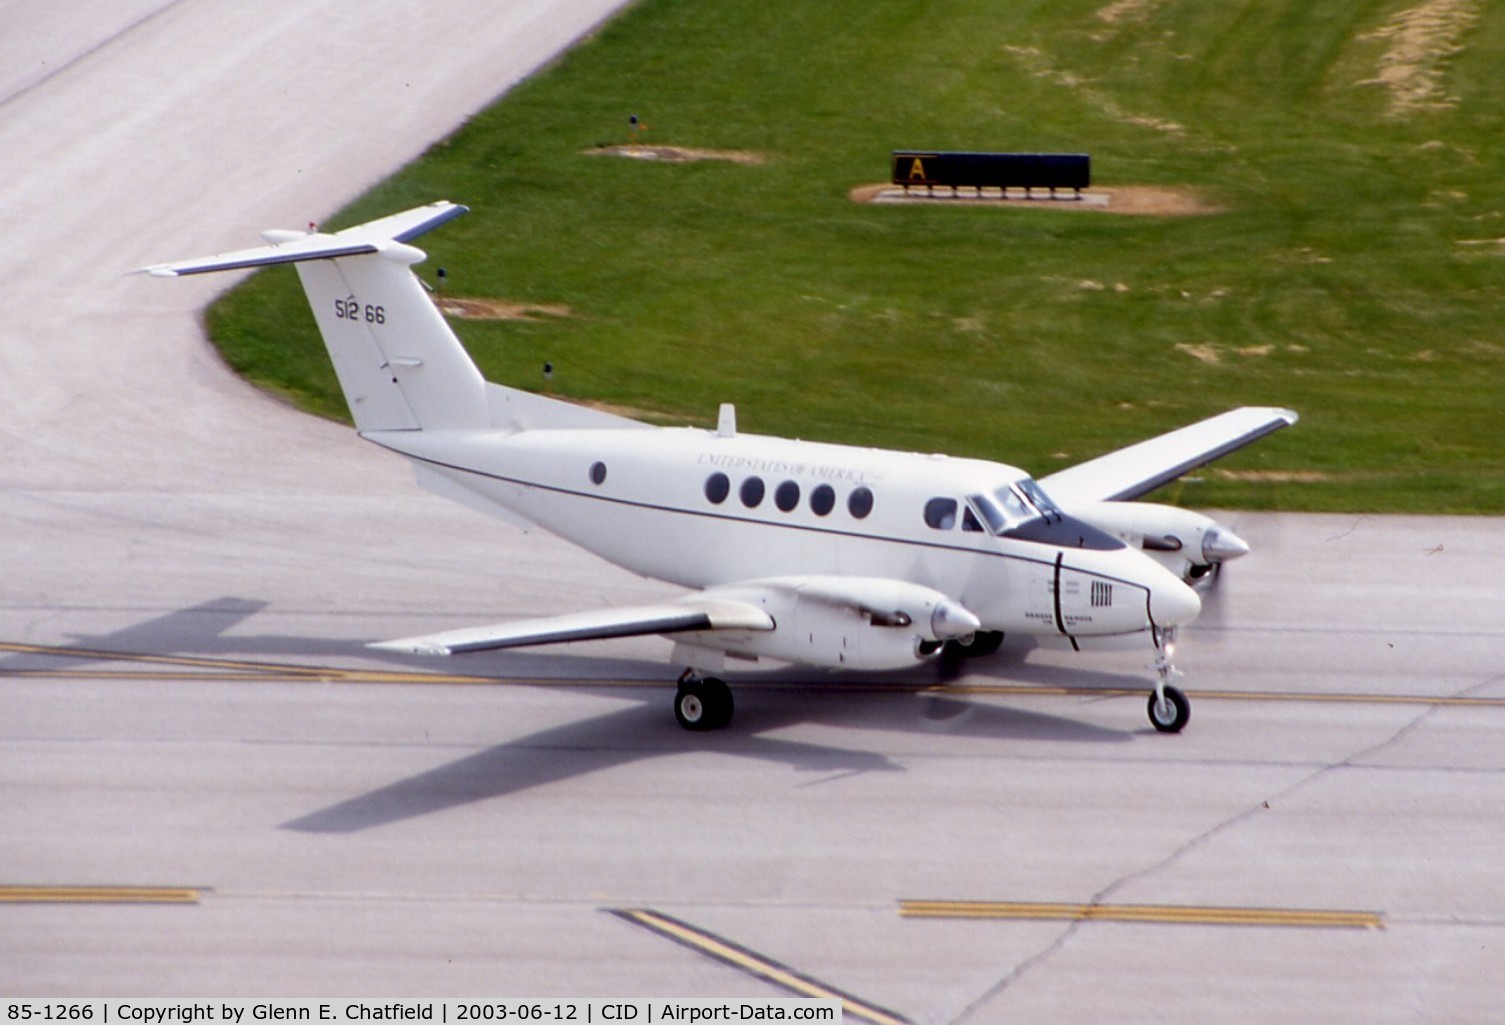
[2,3,1503,1021]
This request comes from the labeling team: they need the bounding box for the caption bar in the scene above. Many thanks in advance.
[4,1003,839,1025]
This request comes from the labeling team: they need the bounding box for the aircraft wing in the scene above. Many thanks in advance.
[1039,406,1298,506]
[368,596,774,656]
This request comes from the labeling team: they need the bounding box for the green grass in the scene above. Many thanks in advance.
[209,0,1505,513]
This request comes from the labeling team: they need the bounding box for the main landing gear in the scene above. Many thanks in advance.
[1148,629,1190,733]
[674,670,734,731]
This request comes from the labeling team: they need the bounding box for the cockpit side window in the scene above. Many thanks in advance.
[969,490,1021,534]
[970,493,1004,534]
[923,497,958,530]
[962,506,984,533]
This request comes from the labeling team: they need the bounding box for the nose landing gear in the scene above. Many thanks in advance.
[1148,629,1190,733]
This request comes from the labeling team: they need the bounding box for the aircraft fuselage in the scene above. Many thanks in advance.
[367,423,1200,649]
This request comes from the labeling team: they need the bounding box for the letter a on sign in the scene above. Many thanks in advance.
[908,157,927,180]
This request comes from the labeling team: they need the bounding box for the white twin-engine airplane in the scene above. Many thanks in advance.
[144,201,1296,734]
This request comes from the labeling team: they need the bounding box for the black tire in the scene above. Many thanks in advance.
[1147,684,1190,733]
[703,677,734,728]
[675,678,734,731]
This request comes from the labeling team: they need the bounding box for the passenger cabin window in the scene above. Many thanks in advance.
[848,486,874,519]
[923,497,958,530]
[740,476,766,508]
[810,484,835,516]
[775,481,800,512]
[705,472,730,504]
[589,461,607,485]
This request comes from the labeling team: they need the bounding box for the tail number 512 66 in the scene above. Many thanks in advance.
[335,296,385,324]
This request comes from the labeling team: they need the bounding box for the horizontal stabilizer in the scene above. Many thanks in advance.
[369,597,774,656]
[137,201,468,277]
[1041,406,1298,505]
[141,201,487,432]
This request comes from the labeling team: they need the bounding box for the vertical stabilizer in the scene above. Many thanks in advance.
[140,202,487,432]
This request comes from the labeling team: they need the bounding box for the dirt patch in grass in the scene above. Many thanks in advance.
[1096,0,1167,24]
[851,183,1220,216]
[1360,0,1483,115]
[587,145,766,164]
[435,297,573,322]
[1099,185,1222,215]
[1175,341,1289,364]
[1213,469,1331,484]
[1174,343,1224,365]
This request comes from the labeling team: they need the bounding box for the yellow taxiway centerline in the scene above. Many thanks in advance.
[900,899,1383,929]
[0,641,498,684]
[0,885,202,904]
[611,908,910,1025]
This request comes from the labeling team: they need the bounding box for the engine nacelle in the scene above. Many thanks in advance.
[690,577,981,671]
[1070,501,1250,583]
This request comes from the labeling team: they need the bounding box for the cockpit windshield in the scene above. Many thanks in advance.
[967,479,1063,537]
[968,478,1122,550]
[1016,478,1064,520]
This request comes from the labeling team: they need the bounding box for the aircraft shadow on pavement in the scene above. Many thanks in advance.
[280,690,1128,834]
[6,596,1144,833]
[280,699,888,833]
[0,595,668,682]
[0,596,272,672]
[285,632,1145,831]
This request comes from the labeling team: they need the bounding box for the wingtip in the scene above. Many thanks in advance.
[366,639,453,657]
[1239,405,1298,426]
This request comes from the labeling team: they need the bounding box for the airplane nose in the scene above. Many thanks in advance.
[1150,577,1202,628]
[1201,524,1250,563]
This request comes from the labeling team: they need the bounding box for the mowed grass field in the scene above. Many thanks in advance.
[209,0,1505,513]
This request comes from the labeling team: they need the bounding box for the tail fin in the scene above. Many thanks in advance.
[141,202,487,432]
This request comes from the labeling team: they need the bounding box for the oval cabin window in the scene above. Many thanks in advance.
[775,481,800,512]
[740,476,766,508]
[810,484,835,517]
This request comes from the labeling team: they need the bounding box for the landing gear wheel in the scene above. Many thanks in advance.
[675,677,734,731]
[1148,684,1190,733]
